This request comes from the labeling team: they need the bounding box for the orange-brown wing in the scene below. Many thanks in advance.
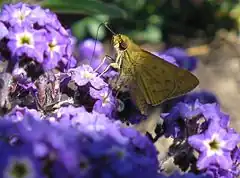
[132,50,199,106]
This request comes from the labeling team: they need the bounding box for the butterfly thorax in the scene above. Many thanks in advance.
[112,34,141,77]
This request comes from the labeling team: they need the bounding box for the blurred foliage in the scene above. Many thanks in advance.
[68,0,240,45]
[41,0,127,18]
[1,0,240,45]
[101,0,239,45]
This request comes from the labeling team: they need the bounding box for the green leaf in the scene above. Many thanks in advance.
[128,25,162,43]
[41,0,127,19]
[144,25,162,43]
[71,18,88,40]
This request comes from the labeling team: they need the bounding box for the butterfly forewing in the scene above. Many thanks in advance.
[130,50,199,106]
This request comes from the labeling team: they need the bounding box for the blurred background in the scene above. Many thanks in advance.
[2,0,240,131]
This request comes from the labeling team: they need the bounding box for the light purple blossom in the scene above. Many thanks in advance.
[7,26,46,63]
[188,121,240,170]
[90,86,116,116]
[69,64,107,89]
[0,2,32,26]
[42,26,69,70]
[78,39,104,61]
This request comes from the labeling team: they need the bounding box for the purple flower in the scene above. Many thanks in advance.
[204,165,238,178]
[162,47,198,71]
[160,100,230,139]
[0,143,45,178]
[90,87,116,116]
[78,39,104,61]
[42,26,70,70]
[160,103,186,138]
[188,121,240,170]
[0,2,32,26]
[69,64,107,89]
[184,90,218,105]
[7,26,46,63]
[161,90,218,114]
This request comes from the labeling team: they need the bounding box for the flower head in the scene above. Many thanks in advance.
[188,121,240,170]
[7,26,46,63]
[161,100,230,139]
[0,3,75,73]
[69,64,107,89]
[0,2,32,26]
[90,87,116,116]
[43,26,71,70]
[0,143,44,178]
[78,39,104,60]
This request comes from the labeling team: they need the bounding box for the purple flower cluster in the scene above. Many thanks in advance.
[0,105,159,178]
[160,100,240,177]
[0,2,76,74]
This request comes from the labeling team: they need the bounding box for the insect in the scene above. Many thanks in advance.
[98,33,199,115]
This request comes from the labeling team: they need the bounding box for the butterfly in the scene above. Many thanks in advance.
[99,34,199,115]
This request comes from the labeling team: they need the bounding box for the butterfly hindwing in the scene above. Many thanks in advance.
[134,50,199,106]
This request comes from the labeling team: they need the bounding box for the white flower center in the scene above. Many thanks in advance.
[83,71,94,79]
[16,31,34,48]
[203,133,225,157]
[13,8,31,24]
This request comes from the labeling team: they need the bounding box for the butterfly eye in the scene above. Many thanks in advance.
[119,41,128,50]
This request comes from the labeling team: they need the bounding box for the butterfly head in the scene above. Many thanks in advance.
[112,34,130,52]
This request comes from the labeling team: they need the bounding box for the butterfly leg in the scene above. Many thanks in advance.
[98,54,123,77]
[98,63,120,77]
[93,55,113,72]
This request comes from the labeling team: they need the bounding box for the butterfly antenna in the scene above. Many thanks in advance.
[103,22,116,35]
[90,21,115,65]
[90,22,104,65]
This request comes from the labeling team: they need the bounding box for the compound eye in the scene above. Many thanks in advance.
[119,41,128,50]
